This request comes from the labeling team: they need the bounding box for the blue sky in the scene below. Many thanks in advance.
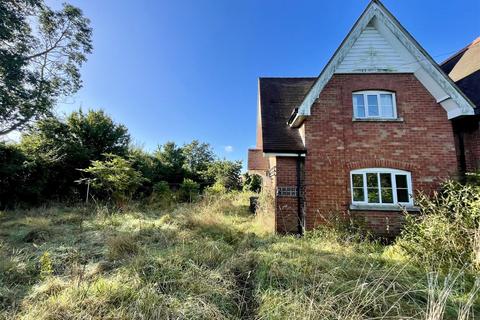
[48,0,479,167]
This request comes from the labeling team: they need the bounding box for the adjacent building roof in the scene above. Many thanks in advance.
[441,37,480,108]
[259,77,315,153]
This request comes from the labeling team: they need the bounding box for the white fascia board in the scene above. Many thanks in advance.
[263,153,306,157]
[294,0,475,123]
[295,2,377,120]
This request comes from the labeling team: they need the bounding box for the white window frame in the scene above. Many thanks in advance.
[350,168,413,206]
[352,90,397,119]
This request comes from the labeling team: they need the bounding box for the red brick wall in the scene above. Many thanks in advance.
[300,73,459,234]
[464,123,480,171]
[274,157,300,233]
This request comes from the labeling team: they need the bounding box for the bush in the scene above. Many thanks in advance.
[179,178,200,202]
[82,154,147,205]
[243,172,262,193]
[204,181,227,196]
[396,181,480,271]
[148,181,175,208]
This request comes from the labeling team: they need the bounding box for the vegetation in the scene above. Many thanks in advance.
[395,181,480,272]
[0,0,93,135]
[0,109,243,208]
[1,2,479,319]
[0,191,479,319]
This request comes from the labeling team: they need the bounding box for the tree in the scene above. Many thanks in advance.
[178,178,200,202]
[182,140,214,185]
[153,142,186,185]
[243,172,262,193]
[82,154,147,204]
[0,142,46,208]
[0,0,93,135]
[206,160,243,191]
[19,109,130,199]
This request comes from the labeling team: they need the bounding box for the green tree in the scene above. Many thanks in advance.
[0,0,93,135]
[243,172,262,193]
[182,140,214,185]
[0,142,46,208]
[20,109,130,199]
[179,178,200,202]
[153,142,186,185]
[82,154,147,204]
[206,160,243,191]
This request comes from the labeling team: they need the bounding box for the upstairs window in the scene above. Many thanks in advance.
[350,168,413,206]
[352,91,396,119]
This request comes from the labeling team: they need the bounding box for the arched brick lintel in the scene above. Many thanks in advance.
[346,159,418,171]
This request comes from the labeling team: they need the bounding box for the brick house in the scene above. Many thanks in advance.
[247,0,479,236]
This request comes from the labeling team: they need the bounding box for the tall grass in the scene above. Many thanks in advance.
[0,191,478,319]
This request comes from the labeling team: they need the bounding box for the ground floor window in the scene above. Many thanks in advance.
[350,168,413,206]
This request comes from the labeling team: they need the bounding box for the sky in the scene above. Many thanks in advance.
[45,0,480,167]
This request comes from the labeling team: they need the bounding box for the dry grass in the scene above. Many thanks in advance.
[0,193,478,319]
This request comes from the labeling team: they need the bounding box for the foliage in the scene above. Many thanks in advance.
[153,142,186,185]
[0,142,45,208]
[182,140,215,185]
[82,154,147,204]
[395,181,480,271]
[0,0,93,135]
[39,251,53,279]
[0,194,478,319]
[243,172,262,193]
[204,181,227,195]
[148,181,175,208]
[17,109,131,200]
[179,178,200,202]
[206,159,243,191]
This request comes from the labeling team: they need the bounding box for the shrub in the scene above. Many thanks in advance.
[148,181,175,208]
[82,154,147,205]
[179,178,200,202]
[204,181,227,195]
[243,173,262,193]
[396,181,480,271]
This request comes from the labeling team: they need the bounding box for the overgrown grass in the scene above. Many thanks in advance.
[0,192,478,319]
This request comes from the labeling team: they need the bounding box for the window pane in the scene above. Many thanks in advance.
[367,95,379,116]
[397,189,409,202]
[368,188,380,203]
[380,94,394,118]
[353,188,364,201]
[366,173,378,188]
[381,188,394,203]
[352,174,363,188]
[395,175,408,188]
[380,173,392,187]
[353,94,365,118]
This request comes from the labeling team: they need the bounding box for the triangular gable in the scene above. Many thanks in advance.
[291,0,475,126]
[336,23,414,73]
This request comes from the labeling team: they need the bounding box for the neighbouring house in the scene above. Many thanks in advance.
[247,0,480,236]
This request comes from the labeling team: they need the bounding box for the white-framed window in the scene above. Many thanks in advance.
[352,91,397,119]
[350,168,413,206]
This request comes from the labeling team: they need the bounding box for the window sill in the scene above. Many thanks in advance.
[349,204,420,212]
[352,117,404,122]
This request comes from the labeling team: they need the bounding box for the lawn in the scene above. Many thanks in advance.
[0,193,478,319]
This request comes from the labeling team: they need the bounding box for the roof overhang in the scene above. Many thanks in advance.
[290,0,476,128]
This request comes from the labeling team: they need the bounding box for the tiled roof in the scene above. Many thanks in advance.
[259,77,315,152]
[441,37,480,108]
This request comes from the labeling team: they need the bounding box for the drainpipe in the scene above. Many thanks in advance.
[296,153,304,235]
[457,130,467,183]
